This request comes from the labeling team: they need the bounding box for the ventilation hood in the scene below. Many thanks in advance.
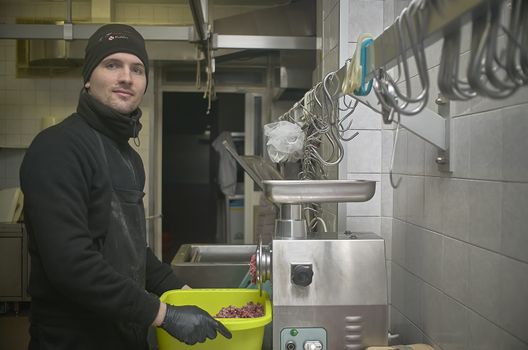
[15,0,316,79]
[26,39,84,67]
[213,0,316,100]
[19,37,197,75]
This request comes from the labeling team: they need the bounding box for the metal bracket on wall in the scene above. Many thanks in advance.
[434,94,453,173]
[351,92,453,173]
[397,94,452,173]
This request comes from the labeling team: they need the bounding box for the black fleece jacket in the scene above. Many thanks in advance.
[20,90,184,329]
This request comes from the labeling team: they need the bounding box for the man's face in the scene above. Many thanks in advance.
[85,52,147,115]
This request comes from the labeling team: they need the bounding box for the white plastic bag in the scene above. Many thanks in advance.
[264,121,305,163]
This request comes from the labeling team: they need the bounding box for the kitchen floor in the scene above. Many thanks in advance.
[0,304,30,350]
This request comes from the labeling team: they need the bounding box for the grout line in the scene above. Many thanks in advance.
[390,259,528,347]
[392,217,528,266]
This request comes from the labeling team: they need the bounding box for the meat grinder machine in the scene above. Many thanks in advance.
[258,180,388,350]
[222,141,389,350]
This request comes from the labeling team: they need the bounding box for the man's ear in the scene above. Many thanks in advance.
[84,81,90,89]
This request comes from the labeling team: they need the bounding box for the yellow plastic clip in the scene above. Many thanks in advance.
[342,33,374,96]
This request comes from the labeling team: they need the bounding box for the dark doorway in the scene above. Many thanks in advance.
[161,92,245,262]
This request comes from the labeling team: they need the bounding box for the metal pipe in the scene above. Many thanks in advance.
[0,23,192,40]
[66,0,72,23]
[188,0,207,42]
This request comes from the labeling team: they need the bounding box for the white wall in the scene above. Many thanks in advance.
[0,1,169,214]
[336,0,528,349]
[389,2,528,349]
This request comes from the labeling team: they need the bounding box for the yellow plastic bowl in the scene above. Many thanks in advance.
[156,288,272,350]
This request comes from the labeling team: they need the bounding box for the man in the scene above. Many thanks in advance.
[20,24,231,350]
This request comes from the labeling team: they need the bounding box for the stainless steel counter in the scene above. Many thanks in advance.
[170,244,256,288]
[0,223,30,301]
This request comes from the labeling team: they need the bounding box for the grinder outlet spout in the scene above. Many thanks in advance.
[256,238,272,294]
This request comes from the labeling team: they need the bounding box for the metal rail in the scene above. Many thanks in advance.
[364,0,493,81]
[0,23,192,40]
[213,35,317,50]
[327,0,495,168]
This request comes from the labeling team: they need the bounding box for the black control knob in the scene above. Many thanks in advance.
[291,264,313,287]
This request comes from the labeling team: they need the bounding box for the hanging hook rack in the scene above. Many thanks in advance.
[278,0,503,174]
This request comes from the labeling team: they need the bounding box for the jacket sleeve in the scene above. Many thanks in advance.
[145,247,186,296]
[20,129,159,327]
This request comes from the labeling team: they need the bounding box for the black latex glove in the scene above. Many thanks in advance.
[160,305,232,345]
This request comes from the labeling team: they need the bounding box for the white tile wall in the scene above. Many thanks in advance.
[336,0,528,348]
[0,2,155,199]
[346,173,381,217]
[348,0,384,40]
[345,129,382,173]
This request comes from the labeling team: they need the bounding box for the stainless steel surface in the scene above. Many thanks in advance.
[274,220,307,240]
[0,237,22,296]
[256,239,271,294]
[222,140,283,190]
[171,244,256,288]
[262,179,376,204]
[275,51,316,101]
[275,204,307,239]
[189,0,207,42]
[271,234,387,306]
[267,233,388,349]
[213,35,316,50]
[274,305,388,349]
[0,223,30,301]
[278,204,303,221]
[0,23,192,40]
[0,223,23,233]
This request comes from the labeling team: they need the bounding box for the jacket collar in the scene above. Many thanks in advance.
[76,89,142,143]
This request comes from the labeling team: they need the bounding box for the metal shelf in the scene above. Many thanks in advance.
[0,145,29,150]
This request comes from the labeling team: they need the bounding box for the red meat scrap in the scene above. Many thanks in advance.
[215,301,264,318]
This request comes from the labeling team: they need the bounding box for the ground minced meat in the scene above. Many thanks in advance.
[215,301,264,318]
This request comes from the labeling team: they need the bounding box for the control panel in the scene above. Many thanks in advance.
[280,327,327,350]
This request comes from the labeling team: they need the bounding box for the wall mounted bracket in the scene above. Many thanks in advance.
[351,92,453,173]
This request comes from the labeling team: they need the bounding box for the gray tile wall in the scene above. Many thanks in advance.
[337,0,528,348]
[364,1,528,349]
[341,0,386,239]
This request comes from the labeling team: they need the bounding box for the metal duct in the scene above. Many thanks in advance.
[274,50,315,100]
[26,39,84,67]
[213,0,316,100]
[213,0,315,37]
[24,39,198,67]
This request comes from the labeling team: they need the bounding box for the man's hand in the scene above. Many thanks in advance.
[160,304,232,345]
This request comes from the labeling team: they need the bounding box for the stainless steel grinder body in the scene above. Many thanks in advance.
[241,178,387,349]
[262,233,388,350]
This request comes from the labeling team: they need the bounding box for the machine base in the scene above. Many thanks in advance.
[272,305,388,350]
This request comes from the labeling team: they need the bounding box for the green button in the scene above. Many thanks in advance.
[290,328,298,336]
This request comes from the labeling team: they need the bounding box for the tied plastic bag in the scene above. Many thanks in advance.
[264,121,305,163]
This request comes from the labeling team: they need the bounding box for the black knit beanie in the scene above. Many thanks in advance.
[83,24,149,91]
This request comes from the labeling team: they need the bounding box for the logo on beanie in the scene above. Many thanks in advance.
[99,32,130,42]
